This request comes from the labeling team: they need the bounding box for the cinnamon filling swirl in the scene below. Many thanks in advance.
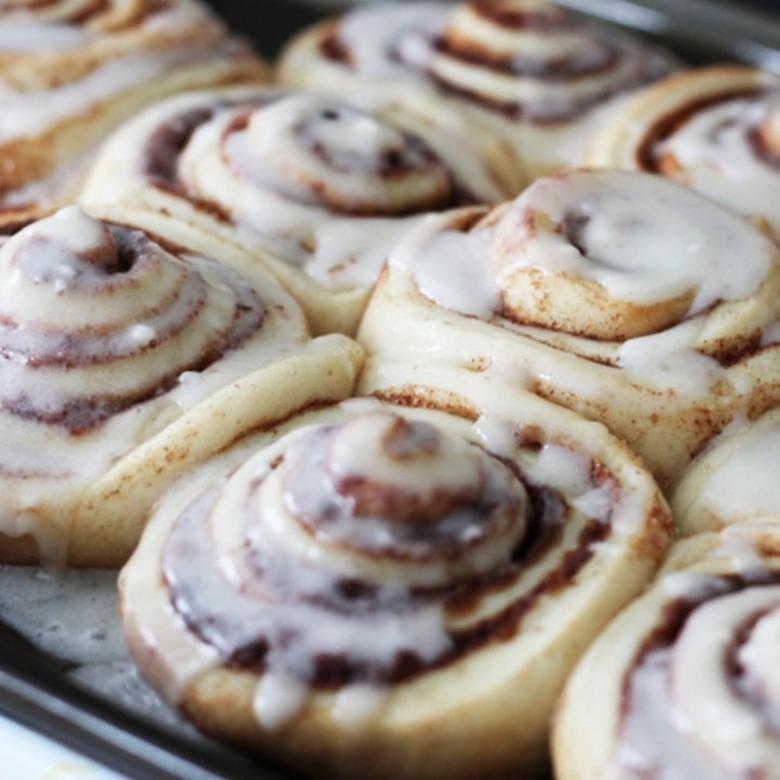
[0,206,266,434]
[636,90,767,173]
[143,93,461,220]
[320,0,672,124]
[615,572,780,779]
[161,410,615,697]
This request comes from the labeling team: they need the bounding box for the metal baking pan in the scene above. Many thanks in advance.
[1,1,778,779]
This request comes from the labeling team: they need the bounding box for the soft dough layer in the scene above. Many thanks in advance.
[0,206,363,567]
[357,169,780,489]
[120,367,671,780]
[0,0,266,232]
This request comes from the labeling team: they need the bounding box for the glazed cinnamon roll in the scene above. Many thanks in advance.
[80,86,520,335]
[553,527,780,780]
[278,0,676,181]
[358,169,780,489]
[0,206,363,568]
[120,369,670,780]
[0,0,265,233]
[673,406,780,537]
[587,66,780,237]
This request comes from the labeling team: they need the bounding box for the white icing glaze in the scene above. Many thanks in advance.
[671,587,780,774]
[610,650,725,780]
[331,1,670,125]
[0,21,93,51]
[411,226,500,318]
[331,684,388,725]
[473,414,518,459]
[615,321,726,396]
[339,3,447,81]
[613,580,780,780]
[525,443,591,496]
[254,673,309,731]
[120,392,664,741]
[495,172,771,311]
[662,93,780,235]
[399,170,778,398]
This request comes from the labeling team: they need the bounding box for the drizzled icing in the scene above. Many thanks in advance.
[83,88,509,292]
[398,170,780,395]
[123,401,652,732]
[320,0,671,124]
[613,574,780,780]
[0,206,307,562]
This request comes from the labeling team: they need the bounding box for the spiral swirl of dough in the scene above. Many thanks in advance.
[0,205,265,433]
[120,377,670,779]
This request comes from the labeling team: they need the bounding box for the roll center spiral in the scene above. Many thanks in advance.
[281,412,529,571]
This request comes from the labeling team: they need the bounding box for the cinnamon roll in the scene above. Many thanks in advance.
[673,406,780,537]
[553,527,780,780]
[0,0,265,233]
[587,66,780,238]
[0,205,363,568]
[278,0,676,181]
[80,86,520,335]
[120,368,671,780]
[358,169,780,489]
